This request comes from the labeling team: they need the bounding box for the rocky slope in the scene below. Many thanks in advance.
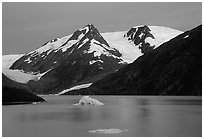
[67,25,202,96]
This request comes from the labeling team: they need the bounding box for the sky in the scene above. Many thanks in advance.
[2,2,202,55]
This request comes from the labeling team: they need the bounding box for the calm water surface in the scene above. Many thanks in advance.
[2,95,202,137]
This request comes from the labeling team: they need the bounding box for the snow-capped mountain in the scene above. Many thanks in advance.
[11,24,123,72]
[9,24,182,94]
[10,24,124,94]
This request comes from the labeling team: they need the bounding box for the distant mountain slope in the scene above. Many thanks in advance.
[2,74,45,105]
[70,25,202,96]
[8,24,182,94]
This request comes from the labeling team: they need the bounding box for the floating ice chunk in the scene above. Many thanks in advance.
[73,96,104,106]
[89,128,128,134]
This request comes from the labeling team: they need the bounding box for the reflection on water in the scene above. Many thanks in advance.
[2,96,202,137]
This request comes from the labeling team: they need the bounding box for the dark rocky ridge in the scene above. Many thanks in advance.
[2,74,45,105]
[66,25,202,96]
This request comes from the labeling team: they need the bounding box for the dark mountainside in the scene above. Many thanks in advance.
[2,74,45,105]
[10,24,125,94]
[66,25,202,96]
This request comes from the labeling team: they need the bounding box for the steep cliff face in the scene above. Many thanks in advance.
[70,25,202,96]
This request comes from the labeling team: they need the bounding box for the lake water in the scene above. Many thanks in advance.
[2,95,202,137]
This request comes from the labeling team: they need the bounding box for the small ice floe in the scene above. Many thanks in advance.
[89,128,128,134]
[73,96,104,106]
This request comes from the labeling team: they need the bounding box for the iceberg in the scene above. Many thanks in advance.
[73,96,104,106]
[89,128,128,134]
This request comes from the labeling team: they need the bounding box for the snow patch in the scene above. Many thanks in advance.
[25,35,72,55]
[72,61,76,65]
[138,32,144,39]
[61,39,78,52]
[183,35,189,39]
[89,59,103,65]
[87,41,106,57]
[84,39,119,58]
[38,68,53,80]
[78,38,89,49]
[30,51,38,57]
[24,57,32,63]
[77,33,84,40]
[68,48,74,55]
[57,83,92,95]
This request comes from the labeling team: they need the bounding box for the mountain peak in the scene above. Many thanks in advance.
[66,24,109,48]
[67,24,99,41]
[78,24,98,35]
[84,24,95,29]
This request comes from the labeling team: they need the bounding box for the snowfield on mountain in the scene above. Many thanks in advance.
[102,26,182,63]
